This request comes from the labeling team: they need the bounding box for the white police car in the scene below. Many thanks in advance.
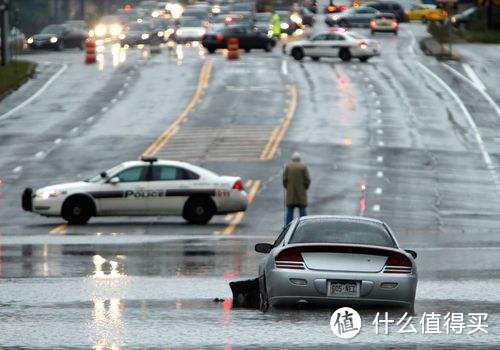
[284,29,381,62]
[22,157,248,225]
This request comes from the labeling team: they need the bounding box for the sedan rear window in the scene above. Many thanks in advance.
[290,219,395,247]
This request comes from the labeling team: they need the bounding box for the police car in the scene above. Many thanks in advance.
[284,29,381,62]
[22,157,248,225]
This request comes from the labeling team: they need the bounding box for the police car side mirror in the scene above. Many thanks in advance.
[109,177,120,185]
[405,249,417,259]
[255,243,273,254]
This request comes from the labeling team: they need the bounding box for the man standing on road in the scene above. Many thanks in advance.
[283,152,311,225]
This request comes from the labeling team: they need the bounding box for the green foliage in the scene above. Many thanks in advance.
[0,60,35,99]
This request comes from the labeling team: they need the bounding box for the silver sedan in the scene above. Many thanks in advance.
[255,216,418,312]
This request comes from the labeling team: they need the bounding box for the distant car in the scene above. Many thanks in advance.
[324,0,351,14]
[450,7,478,29]
[255,216,418,312]
[22,156,248,225]
[0,27,25,53]
[175,17,207,43]
[276,10,300,35]
[364,1,408,22]
[284,29,380,62]
[406,4,447,22]
[325,6,380,28]
[370,13,398,35]
[202,25,275,53]
[151,18,176,41]
[254,12,272,35]
[92,15,125,41]
[27,24,86,50]
[120,22,157,47]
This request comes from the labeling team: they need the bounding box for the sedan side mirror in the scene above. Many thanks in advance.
[405,249,417,259]
[109,177,120,184]
[255,243,273,254]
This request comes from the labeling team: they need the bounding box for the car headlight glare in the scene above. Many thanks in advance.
[290,14,303,24]
[50,37,58,43]
[157,31,164,37]
[281,23,289,30]
[95,24,107,37]
[141,33,150,40]
[110,24,122,36]
[27,37,34,44]
[176,29,183,36]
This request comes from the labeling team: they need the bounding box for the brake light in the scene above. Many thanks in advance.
[443,10,448,17]
[275,248,305,269]
[383,253,412,273]
[232,180,243,191]
[216,33,224,41]
[339,5,348,11]
[370,20,377,28]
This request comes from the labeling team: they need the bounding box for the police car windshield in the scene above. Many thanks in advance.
[85,164,125,182]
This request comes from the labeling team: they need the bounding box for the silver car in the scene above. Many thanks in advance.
[255,216,417,312]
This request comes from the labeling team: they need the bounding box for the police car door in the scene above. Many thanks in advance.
[97,165,150,215]
[148,165,200,215]
[325,33,345,56]
[307,33,329,57]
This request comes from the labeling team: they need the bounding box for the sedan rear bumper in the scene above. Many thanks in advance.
[267,268,417,308]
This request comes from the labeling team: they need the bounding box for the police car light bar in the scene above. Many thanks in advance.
[141,156,158,163]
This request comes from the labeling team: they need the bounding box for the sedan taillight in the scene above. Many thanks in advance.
[275,248,305,269]
[232,180,243,191]
[383,253,412,273]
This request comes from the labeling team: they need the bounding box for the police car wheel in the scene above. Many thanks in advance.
[62,197,92,225]
[183,197,214,225]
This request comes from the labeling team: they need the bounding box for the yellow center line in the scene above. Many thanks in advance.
[222,180,261,235]
[49,223,67,235]
[48,60,214,234]
[260,85,298,161]
[142,60,213,157]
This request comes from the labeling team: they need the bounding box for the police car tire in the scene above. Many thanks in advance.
[183,197,214,224]
[62,196,93,225]
[339,48,351,62]
[291,47,304,61]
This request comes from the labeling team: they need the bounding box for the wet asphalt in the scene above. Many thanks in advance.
[1,15,500,350]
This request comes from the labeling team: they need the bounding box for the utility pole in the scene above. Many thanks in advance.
[0,0,10,66]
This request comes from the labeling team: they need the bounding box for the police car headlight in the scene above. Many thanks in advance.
[50,37,58,43]
[38,190,61,199]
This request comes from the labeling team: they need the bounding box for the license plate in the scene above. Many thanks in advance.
[328,280,360,298]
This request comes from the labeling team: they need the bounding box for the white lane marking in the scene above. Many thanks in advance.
[377,156,383,162]
[407,27,417,55]
[0,64,68,121]
[87,116,94,123]
[442,63,500,119]
[375,187,383,195]
[123,82,129,88]
[371,91,377,97]
[375,100,381,106]
[34,151,46,159]
[377,171,384,178]
[54,138,62,144]
[463,63,486,90]
[372,204,380,212]
[111,98,117,104]
[377,129,383,135]
[12,166,22,173]
[378,141,385,147]
[417,62,500,190]
[376,109,382,114]
[118,90,124,96]
[281,59,288,75]
[376,118,382,124]
[101,106,108,113]
[70,127,79,134]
